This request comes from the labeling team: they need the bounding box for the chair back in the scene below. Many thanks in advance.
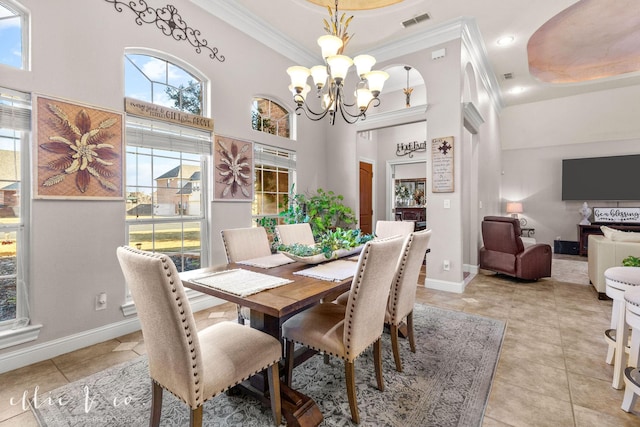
[388,229,432,324]
[375,220,414,239]
[481,216,524,254]
[116,246,202,407]
[221,227,271,263]
[275,223,315,246]
[343,236,404,360]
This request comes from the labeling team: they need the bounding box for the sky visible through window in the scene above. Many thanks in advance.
[0,4,22,69]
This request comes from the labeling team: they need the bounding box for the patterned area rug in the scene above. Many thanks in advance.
[31,305,505,427]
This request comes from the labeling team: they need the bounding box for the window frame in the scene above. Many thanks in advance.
[0,0,30,71]
[251,96,293,139]
[252,144,297,226]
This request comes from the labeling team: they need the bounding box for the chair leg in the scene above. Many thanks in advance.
[267,363,282,426]
[149,380,163,427]
[373,338,384,391]
[285,339,295,387]
[390,324,403,372]
[189,406,203,427]
[407,311,416,353]
[344,361,360,424]
[236,304,245,325]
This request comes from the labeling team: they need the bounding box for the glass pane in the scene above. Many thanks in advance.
[154,222,185,254]
[127,55,167,83]
[278,171,289,192]
[154,157,181,218]
[263,170,277,192]
[124,59,152,102]
[0,15,22,69]
[0,277,16,322]
[128,223,153,251]
[263,193,278,215]
[126,186,154,219]
[152,82,173,109]
[167,63,196,88]
[254,168,263,191]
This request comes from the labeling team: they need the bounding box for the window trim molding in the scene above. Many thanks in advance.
[0,0,30,71]
[251,94,295,140]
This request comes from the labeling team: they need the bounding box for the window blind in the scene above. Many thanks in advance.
[0,87,31,131]
[126,116,212,155]
[254,143,296,170]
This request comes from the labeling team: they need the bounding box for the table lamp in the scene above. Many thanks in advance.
[506,202,526,226]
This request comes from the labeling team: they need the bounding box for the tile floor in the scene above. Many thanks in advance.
[2,257,640,426]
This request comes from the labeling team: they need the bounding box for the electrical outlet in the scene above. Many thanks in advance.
[444,199,450,209]
[443,260,450,271]
[95,292,107,311]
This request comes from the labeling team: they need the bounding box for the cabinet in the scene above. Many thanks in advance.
[578,223,640,256]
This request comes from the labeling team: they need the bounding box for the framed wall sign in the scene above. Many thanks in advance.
[213,135,253,202]
[594,207,640,223]
[34,95,124,200]
[431,136,454,193]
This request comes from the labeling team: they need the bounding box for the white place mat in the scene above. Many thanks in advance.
[294,260,358,282]
[191,269,293,297]
[236,253,295,269]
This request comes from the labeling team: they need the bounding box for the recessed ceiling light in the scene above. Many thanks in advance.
[497,36,515,46]
[509,87,525,94]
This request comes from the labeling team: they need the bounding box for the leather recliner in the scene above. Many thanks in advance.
[479,216,552,280]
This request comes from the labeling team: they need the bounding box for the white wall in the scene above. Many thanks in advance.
[0,0,328,359]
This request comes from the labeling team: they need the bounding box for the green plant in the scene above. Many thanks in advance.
[623,256,640,267]
[279,186,357,238]
[255,216,279,252]
[278,228,373,259]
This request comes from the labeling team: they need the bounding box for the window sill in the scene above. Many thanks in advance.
[0,324,43,350]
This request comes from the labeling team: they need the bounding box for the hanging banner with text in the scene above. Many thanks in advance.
[124,97,214,131]
[431,136,454,193]
[594,207,640,223]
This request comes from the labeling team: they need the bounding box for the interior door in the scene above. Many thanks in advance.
[359,161,373,235]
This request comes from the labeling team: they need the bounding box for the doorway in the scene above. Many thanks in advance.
[359,161,373,234]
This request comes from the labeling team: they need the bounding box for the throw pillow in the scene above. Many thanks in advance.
[601,225,616,239]
[611,230,640,243]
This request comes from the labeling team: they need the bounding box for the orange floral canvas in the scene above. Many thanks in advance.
[34,95,124,199]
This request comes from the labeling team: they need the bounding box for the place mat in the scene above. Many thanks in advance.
[191,269,292,296]
[294,259,358,282]
[236,253,295,269]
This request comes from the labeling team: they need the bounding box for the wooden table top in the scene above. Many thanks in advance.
[180,260,354,320]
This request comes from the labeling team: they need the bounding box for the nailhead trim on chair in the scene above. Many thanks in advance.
[344,245,371,359]
[388,234,413,325]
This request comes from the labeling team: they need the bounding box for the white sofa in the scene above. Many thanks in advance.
[588,234,640,297]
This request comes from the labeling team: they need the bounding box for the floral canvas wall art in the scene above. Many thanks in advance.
[34,95,124,199]
[214,135,253,201]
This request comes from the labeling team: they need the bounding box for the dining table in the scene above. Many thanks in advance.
[179,253,359,426]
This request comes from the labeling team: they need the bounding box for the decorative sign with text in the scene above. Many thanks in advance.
[431,136,454,193]
[124,98,213,131]
[594,207,640,223]
[396,140,427,158]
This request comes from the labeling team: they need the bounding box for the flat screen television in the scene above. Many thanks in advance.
[562,154,640,201]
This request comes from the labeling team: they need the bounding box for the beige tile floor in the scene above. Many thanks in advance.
[2,257,640,426]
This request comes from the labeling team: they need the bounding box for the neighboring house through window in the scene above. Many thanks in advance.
[124,51,210,273]
[251,97,291,139]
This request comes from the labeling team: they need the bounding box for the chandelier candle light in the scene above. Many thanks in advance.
[287,0,389,125]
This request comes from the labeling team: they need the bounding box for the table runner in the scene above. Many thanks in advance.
[294,259,358,282]
[236,253,295,269]
[191,269,292,296]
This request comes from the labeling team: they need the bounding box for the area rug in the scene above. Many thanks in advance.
[31,305,505,427]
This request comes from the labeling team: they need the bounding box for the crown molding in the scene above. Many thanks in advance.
[356,104,428,131]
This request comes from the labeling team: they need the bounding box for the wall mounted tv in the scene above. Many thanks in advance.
[562,154,640,201]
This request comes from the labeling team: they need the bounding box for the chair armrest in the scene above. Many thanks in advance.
[515,243,552,280]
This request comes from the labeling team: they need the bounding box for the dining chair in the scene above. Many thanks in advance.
[282,236,404,424]
[116,246,282,427]
[275,223,316,246]
[220,226,272,323]
[375,220,414,239]
[336,230,432,372]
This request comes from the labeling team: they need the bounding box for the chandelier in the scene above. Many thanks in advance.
[286,0,389,125]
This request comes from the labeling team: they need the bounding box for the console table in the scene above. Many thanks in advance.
[578,223,640,256]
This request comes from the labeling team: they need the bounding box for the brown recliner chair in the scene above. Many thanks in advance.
[479,216,552,280]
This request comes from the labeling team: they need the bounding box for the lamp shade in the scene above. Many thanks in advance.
[317,35,343,58]
[506,202,523,214]
[287,66,310,91]
[356,88,373,110]
[353,55,376,78]
[326,55,353,82]
[310,65,329,89]
[365,70,389,96]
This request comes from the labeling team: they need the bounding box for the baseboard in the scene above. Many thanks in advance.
[464,263,479,274]
[424,277,466,293]
[0,295,223,374]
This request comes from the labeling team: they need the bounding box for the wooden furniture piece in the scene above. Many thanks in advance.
[181,259,357,426]
[117,246,282,427]
[282,237,405,424]
[578,223,640,256]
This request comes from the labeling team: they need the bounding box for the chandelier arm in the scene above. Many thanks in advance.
[295,103,332,122]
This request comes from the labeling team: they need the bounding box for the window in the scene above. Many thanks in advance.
[252,144,296,227]
[0,88,30,329]
[125,53,210,272]
[0,1,28,70]
[251,97,291,139]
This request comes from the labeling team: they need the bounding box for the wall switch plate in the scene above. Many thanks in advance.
[95,292,107,311]
[444,199,450,208]
[443,260,450,271]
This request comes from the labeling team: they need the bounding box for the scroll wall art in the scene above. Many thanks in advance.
[431,136,454,193]
[214,136,254,202]
[34,95,124,200]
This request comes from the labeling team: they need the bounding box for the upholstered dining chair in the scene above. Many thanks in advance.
[375,220,414,239]
[275,223,316,246]
[220,226,272,323]
[116,246,282,427]
[282,236,405,424]
[337,229,432,372]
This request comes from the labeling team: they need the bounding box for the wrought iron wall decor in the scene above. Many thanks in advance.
[396,140,427,158]
[105,1,225,63]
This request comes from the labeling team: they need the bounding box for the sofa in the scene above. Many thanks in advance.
[588,232,640,298]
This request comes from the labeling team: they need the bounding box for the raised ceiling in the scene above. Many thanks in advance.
[305,0,403,10]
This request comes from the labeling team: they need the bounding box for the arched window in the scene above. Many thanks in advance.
[251,97,291,139]
[0,1,29,70]
[125,53,204,115]
[124,51,210,276]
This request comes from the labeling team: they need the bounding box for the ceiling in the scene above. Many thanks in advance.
[194,0,640,108]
